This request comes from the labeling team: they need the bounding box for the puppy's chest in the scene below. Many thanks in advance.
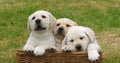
[32,35,55,45]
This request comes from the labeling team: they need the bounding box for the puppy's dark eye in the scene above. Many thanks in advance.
[66,24,71,27]
[32,16,35,20]
[80,37,84,40]
[42,15,46,18]
[56,23,60,26]
[70,39,74,42]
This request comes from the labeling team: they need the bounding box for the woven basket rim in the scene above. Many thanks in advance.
[16,50,102,63]
[17,50,102,55]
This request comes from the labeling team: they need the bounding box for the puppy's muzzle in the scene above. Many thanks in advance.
[35,19,46,31]
[75,44,81,51]
[35,19,41,24]
[57,27,64,35]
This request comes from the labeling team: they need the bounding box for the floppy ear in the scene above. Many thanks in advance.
[27,16,32,33]
[68,19,78,26]
[49,14,57,29]
[83,27,96,43]
[72,21,78,26]
[62,35,68,47]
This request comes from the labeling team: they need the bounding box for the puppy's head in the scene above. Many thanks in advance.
[28,10,56,33]
[54,18,77,41]
[62,26,95,51]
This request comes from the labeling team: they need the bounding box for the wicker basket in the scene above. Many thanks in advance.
[16,50,102,63]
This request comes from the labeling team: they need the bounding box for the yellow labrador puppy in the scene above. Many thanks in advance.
[23,10,57,56]
[62,26,101,61]
[54,18,78,50]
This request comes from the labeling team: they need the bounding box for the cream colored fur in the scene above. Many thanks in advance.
[62,26,101,61]
[23,10,57,56]
[54,18,77,50]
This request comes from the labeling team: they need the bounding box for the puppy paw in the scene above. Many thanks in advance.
[62,45,73,52]
[88,50,100,61]
[34,46,45,56]
[46,46,57,52]
[23,45,34,53]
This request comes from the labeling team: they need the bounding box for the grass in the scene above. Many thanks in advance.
[0,0,120,63]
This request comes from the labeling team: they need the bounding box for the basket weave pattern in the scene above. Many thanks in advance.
[16,50,102,63]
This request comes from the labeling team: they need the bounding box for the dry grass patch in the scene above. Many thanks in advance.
[96,28,120,62]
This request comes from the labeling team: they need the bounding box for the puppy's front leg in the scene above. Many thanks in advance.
[23,44,35,53]
[23,38,35,52]
[87,43,100,61]
[46,45,57,52]
[34,45,46,56]
[62,45,74,52]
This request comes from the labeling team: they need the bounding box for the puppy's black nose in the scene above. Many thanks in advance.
[58,27,64,31]
[35,19,41,24]
[75,44,81,51]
